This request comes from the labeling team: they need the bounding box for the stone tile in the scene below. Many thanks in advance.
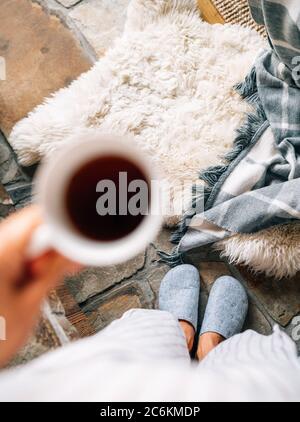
[0,155,21,185]
[19,163,39,184]
[70,0,130,57]
[198,290,208,329]
[84,280,154,331]
[238,267,300,326]
[0,183,14,219]
[89,291,141,331]
[146,263,170,307]
[146,228,175,267]
[0,0,91,136]
[0,183,12,205]
[65,251,145,303]
[6,181,32,208]
[0,133,24,185]
[8,316,61,367]
[56,0,82,7]
[186,246,224,264]
[152,228,174,255]
[146,243,159,264]
[48,290,79,341]
[48,290,67,314]
[243,301,272,335]
[56,283,96,337]
[0,134,11,163]
[197,261,232,292]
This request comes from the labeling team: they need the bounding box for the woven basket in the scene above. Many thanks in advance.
[211,0,266,36]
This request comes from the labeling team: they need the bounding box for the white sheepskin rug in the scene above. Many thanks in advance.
[8,0,299,279]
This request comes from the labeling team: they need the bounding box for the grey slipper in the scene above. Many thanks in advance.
[159,264,200,331]
[200,276,248,339]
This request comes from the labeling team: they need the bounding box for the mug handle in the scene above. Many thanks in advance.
[27,224,52,259]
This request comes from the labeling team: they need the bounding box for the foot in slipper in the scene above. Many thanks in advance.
[197,275,248,360]
[159,264,200,351]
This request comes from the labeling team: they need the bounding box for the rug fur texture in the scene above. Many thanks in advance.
[8,0,299,279]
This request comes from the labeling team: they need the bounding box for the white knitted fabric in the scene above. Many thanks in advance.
[0,309,299,401]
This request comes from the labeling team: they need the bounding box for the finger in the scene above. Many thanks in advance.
[0,205,42,252]
[14,251,81,290]
[29,251,81,279]
[21,254,82,307]
[0,206,43,280]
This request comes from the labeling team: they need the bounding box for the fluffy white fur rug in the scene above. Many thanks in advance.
[8,0,299,278]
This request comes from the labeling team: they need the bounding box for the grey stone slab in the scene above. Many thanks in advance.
[197,261,232,292]
[66,251,146,303]
[0,133,24,185]
[6,181,32,207]
[0,157,21,185]
[0,136,11,163]
[151,228,174,255]
[238,267,300,326]
[0,183,12,205]
[48,291,79,341]
[186,246,224,264]
[20,163,39,183]
[7,316,61,367]
[148,228,175,266]
[146,263,170,307]
[198,290,208,329]
[147,243,161,264]
[0,183,14,219]
[243,301,272,335]
[0,0,91,136]
[83,279,154,331]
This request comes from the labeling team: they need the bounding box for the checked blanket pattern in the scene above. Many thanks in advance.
[171,0,300,259]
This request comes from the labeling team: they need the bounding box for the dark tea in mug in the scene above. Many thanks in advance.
[65,155,150,242]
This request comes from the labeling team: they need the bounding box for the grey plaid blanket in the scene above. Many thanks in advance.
[161,0,300,265]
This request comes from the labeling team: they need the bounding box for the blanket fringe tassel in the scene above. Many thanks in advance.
[158,66,267,266]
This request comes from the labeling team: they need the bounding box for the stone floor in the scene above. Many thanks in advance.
[0,0,299,365]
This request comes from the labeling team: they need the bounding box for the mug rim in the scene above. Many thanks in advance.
[33,133,162,266]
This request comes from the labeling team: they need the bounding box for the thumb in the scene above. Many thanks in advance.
[22,253,81,307]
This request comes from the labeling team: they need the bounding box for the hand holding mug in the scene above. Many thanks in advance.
[29,133,162,266]
[0,206,80,367]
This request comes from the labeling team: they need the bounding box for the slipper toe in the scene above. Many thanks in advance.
[159,264,200,331]
[200,276,248,339]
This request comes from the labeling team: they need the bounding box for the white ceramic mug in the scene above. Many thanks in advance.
[28,133,162,266]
